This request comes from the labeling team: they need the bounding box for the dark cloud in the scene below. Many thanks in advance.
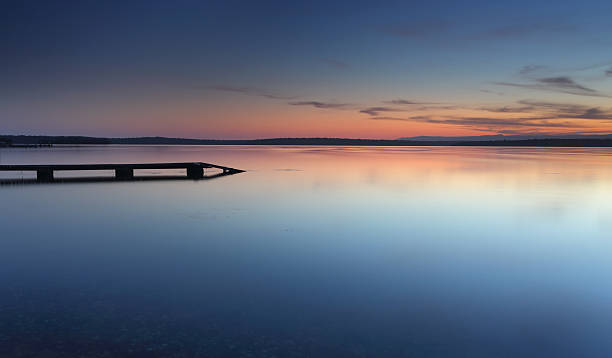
[519,65,548,75]
[481,106,534,113]
[517,100,612,120]
[517,100,583,111]
[606,68,612,77]
[433,117,576,128]
[494,76,610,97]
[383,99,437,105]
[538,77,595,92]
[321,58,349,69]
[479,89,504,96]
[367,113,583,129]
[288,101,348,109]
[359,107,402,116]
[367,99,612,131]
[209,85,296,100]
[517,62,612,78]
[409,116,432,121]
[577,108,612,120]
[566,62,612,73]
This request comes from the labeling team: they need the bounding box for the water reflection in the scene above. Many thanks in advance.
[1,145,612,357]
[0,171,239,185]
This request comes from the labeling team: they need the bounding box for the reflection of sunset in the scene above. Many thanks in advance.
[176,146,612,208]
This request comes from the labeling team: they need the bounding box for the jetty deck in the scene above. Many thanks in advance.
[0,162,244,182]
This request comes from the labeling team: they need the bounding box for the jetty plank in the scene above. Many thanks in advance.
[0,162,244,182]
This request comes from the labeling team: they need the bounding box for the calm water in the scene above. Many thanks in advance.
[1,145,612,357]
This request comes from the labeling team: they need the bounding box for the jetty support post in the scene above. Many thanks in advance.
[115,168,134,180]
[187,164,204,179]
[36,169,54,182]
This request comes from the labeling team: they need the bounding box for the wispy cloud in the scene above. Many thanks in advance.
[359,106,403,116]
[367,113,585,129]
[519,65,548,75]
[209,85,296,100]
[288,101,349,109]
[479,89,504,96]
[606,68,612,77]
[430,117,579,128]
[383,99,437,105]
[480,106,534,113]
[538,77,595,92]
[494,76,610,97]
[368,116,415,121]
[566,61,612,73]
[518,100,612,120]
[367,98,612,133]
[517,62,612,78]
[575,108,612,120]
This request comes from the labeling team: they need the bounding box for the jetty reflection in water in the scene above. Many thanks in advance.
[1,145,612,357]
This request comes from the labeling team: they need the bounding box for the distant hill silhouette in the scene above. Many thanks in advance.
[399,134,612,142]
[2,135,111,145]
[3,135,612,147]
[0,137,12,146]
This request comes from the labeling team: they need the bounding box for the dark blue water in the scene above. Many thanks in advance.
[2,145,612,357]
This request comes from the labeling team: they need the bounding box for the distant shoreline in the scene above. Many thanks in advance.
[4,135,612,147]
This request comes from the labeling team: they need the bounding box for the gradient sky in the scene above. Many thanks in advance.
[2,0,612,139]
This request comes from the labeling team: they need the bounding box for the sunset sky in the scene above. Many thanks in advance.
[3,0,612,139]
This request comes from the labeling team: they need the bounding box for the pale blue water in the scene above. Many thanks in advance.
[1,145,612,357]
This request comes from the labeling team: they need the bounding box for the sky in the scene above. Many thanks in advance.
[2,0,612,139]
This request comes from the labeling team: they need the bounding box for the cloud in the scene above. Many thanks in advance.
[366,98,612,133]
[321,58,349,69]
[368,116,415,121]
[517,100,612,120]
[538,77,595,92]
[359,106,403,116]
[209,85,296,100]
[518,62,612,77]
[383,99,437,105]
[367,113,583,129]
[517,100,582,111]
[367,98,612,135]
[479,89,504,96]
[288,101,348,109]
[576,108,612,120]
[481,106,534,113]
[516,62,612,80]
[519,65,548,75]
[432,117,578,128]
[494,76,610,97]
[566,61,612,73]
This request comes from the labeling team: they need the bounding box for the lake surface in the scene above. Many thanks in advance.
[1,145,612,357]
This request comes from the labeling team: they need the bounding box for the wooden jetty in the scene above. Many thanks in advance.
[0,162,244,182]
